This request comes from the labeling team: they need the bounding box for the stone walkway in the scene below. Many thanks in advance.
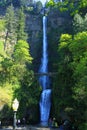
[0,126,59,130]
[28,126,59,130]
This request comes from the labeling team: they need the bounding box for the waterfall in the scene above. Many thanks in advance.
[39,16,51,126]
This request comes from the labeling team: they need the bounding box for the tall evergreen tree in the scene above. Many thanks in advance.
[73,13,87,34]
[16,7,27,41]
[5,4,17,54]
[73,13,84,34]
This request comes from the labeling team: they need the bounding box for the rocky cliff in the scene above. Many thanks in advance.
[25,8,72,71]
[26,13,42,58]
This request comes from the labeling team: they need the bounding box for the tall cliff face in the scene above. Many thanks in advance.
[25,13,43,71]
[25,9,72,71]
[48,9,72,35]
[47,9,72,71]
[26,14,42,57]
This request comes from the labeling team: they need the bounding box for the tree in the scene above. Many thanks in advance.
[15,72,41,122]
[12,0,20,7]
[16,7,27,41]
[84,13,87,31]
[73,13,87,34]
[13,40,32,64]
[0,39,33,121]
[0,19,5,31]
[0,83,13,107]
[69,32,87,129]
[0,0,6,7]
[12,40,32,80]
[35,1,43,14]
[19,0,32,6]
[52,34,74,120]
[47,0,87,15]
[0,20,6,61]
[73,13,84,33]
[12,39,40,122]
[5,4,17,54]
[46,0,55,7]
[52,32,87,129]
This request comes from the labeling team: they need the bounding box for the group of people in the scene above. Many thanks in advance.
[48,118,78,130]
[59,120,78,130]
[48,117,58,128]
[17,117,26,127]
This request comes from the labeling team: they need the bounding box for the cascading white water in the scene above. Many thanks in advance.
[39,16,51,126]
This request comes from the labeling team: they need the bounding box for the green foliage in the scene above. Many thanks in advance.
[52,33,74,121]
[47,0,70,13]
[0,0,9,7]
[13,40,33,64]
[71,32,87,85]
[73,13,83,33]
[35,1,43,14]
[79,0,87,8]
[16,7,27,41]
[73,13,87,34]
[0,19,5,31]
[69,32,87,103]
[79,123,87,130]
[59,34,72,49]
[0,1,40,124]
[0,41,4,52]
[46,0,55,7]
[0,58,13,84]
[19,0,29,6]
[47,0,87,16]
[66,0,87,15]
[0,20,6,59]
[0,40,33,88]
[0,41,6,61]
[5,4,16,38]
[0,82,13,120]
[69,32,87,61]
[0,39,34,121]
[0,82,13,106]
[5,4,17,54]
[54,31,87,128]
[14,71,41,122]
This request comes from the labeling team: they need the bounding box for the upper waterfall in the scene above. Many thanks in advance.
[39,16,50,90]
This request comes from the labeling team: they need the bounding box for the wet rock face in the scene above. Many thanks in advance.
[26,14,42,44]
[26,15,41,31]
[47,9,72,32]
[25,9,71,45]
[25,9,72,71]
[25,14,42,57]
